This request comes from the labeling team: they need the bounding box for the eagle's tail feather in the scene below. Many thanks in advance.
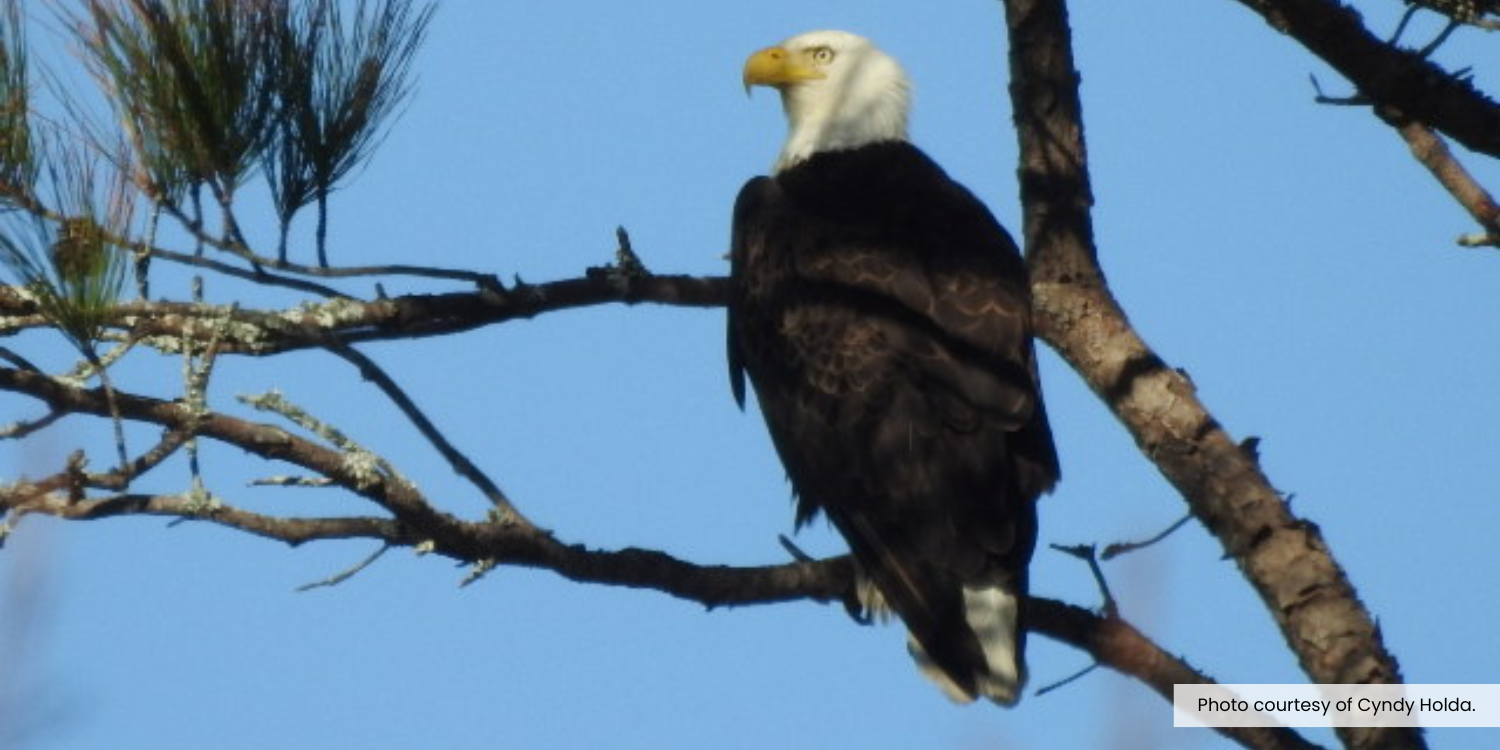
[960,584,1024,704]
[901,583,1024,706]
[838,513,1027,706]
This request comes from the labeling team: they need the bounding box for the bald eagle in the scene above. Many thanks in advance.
[728,30,1060,705]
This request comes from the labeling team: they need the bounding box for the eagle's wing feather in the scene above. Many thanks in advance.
[727,176,773,411]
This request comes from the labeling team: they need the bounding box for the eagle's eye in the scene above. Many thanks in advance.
[809,46,835,65]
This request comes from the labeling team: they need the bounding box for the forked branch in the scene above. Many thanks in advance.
[1001,1,1422,749]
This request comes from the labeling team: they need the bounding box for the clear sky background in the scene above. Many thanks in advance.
[3,1,1498,749]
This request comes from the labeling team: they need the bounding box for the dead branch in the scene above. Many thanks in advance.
[1376,106,1500,245]
[1230,0,1500,158]
[1002,2,1422,749]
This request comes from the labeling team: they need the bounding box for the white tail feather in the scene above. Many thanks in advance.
[962,584,1023,705]
[902,584,1023,705]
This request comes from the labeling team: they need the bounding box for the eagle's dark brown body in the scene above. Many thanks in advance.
[728,141,1059,702]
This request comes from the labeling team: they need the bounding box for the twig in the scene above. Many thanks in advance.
[613,225,649,277]
[297,544,392,591]
[85,428,193,490]
[1309,73,1370,106]
[1416,20,1460,58]
[1389,5,1421,45]
[1050,543,1117,617]
[236,389,415,494]
[159,200,504,287]
[249,475,335,488]
[777,534,814,562]
[81,346,129,472]
[60,335,137,387]
[1033,662,1098,697]
[319,335,531,526]
[147,246,349,298]
[179,310,232,495]
[0,346,41,372]
[0,410,65,440]
[135,204,160,300]
[458,558,497,587]
[1101,513,1193,560]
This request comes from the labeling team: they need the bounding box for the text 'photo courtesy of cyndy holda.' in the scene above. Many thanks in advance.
[1174,684,1500,729]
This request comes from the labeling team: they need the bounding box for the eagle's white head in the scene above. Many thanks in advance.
[743,30,911,173]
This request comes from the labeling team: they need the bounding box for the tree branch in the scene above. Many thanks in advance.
[1,273,730,356]
[1030,599,1326,750]
[1374,106,1500,245]
[1,486,404,546]
[0,364,464,540]
[0,470,1319,750]
[1230,0,1500,158]
[1002,2,1422,749]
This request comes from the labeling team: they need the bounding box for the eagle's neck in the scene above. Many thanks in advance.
[774,70,910,173]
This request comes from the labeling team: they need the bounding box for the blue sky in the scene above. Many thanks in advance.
[4,1,1499,749]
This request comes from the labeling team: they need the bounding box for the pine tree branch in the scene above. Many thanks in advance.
[0,363,463,539]
[2,273,729,355]
[2,486,403,546]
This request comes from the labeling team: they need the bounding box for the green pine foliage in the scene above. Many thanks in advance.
[0,0,434,343]
[0,0,30,202]
[74,0,431,264]
[0,148,134,351]
[0,0,125,351]
[265,0,434,264]
[80,0,280,210]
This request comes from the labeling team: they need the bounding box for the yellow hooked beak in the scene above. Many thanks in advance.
[742,45,825,94]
